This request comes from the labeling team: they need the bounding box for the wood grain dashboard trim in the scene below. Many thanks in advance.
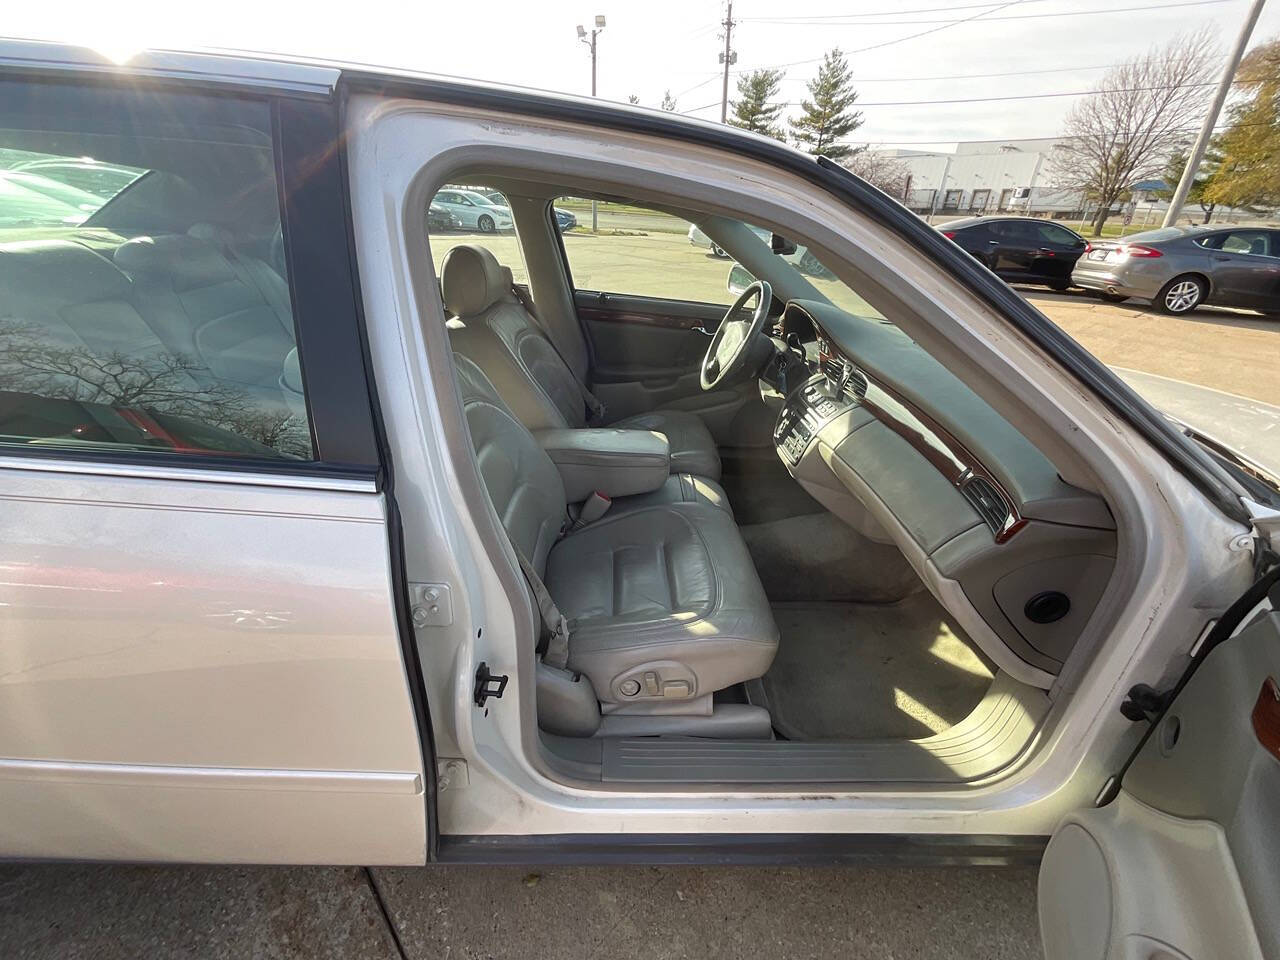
[814,321,1027,544]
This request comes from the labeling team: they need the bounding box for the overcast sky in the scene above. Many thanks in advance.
[8,0,1279,152]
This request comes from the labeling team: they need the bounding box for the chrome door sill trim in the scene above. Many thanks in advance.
[0,757,422,794]
[0,455,377,493]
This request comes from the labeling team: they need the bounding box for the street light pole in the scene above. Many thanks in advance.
[1162,0,1266,227]
[577,15,607,231]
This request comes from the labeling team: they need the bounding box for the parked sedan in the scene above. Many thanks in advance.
[1072,225,1280,316]
[553,207,577,232]
[432,188,513,232]
[941,216,1087,291]
[427,201,462,231]
[484,190,576,232]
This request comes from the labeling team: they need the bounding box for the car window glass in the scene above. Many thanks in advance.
[1220,232,1270,256]
[427,184,529,285]
[988,221,1025,239]
[0,87,312,460]
[554,196,884,318]
[1036,223,1078,246]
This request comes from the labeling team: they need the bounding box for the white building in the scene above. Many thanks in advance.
[880,138,1082,216]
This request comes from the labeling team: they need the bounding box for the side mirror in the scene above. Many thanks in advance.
[727,263,755,296]
[771,233,797,256]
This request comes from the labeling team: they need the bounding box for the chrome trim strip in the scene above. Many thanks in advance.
[0,40,338,96]
[0,757,423,794]
[0,455,377,493]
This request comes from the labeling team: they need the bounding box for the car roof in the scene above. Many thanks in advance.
[0,38,800,153]
[944,216,1073,230]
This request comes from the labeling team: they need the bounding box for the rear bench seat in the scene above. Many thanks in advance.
[0,228,299,433]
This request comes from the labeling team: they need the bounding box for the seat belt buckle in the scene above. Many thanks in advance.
[572,491,611,530]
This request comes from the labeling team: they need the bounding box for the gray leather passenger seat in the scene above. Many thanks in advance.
[440,244,722,479]
[453,352,778,721]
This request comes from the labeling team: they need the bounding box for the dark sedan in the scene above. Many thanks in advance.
[941,216,1087,291]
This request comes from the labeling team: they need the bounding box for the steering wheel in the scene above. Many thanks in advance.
[700,280,773,390]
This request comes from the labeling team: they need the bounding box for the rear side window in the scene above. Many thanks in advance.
[1034,223,1080,246]
[0,83,312,460]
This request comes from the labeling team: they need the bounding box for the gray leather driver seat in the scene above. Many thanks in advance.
[440,244,722,480]
[453,352,778,714]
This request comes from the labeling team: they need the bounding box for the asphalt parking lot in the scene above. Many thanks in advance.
[0,862,1043,959]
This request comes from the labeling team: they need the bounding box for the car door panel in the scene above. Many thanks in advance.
[577,291,752,431]
[0,463,427,864]
[1206,231,1278,309]
[1039,603,1280,959]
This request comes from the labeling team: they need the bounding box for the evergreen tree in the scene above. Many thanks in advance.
[660,90,678,111]
[627,94,640,104]
[728,69,786,140]
[790,48,862,161]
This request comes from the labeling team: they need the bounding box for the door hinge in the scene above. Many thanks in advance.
[474,661,508,707]
[409,582,453,627]
[437,758,469,791]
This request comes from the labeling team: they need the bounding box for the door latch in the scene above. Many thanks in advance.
[1119,682,1172,722]
[474,662,508,707]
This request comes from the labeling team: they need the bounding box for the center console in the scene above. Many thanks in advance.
[773,336,865,466]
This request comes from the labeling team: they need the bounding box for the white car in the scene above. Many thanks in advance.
[0,40,1276,960]
[689,221,768,258]
[432,187,513,232]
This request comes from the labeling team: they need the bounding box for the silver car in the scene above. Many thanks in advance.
[1071,224,1280,316]
[1,40,1279,959]
[431,187,513,232]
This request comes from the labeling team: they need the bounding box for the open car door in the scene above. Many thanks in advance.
[1038,561,1280,959]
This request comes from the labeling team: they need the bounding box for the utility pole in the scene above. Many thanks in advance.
[577,15,607,231]
[1162,0,1266,227]
[719,1,736,123]
[927,155,952,225]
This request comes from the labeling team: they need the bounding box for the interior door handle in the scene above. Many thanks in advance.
[691,325,715,336]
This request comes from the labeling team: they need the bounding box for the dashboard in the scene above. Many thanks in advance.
[768,299,1117,681]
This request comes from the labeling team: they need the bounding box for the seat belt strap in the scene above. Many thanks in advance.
[513,546,571,670]
[510,284,607,426]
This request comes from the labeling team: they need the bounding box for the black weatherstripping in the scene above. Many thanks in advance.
[438,832,1046,866]
[275,99,381,468]
[330,89,441,860]
[339,71,1249,525]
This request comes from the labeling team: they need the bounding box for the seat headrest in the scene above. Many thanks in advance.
[114,235,236,290]
[440,244,513,318]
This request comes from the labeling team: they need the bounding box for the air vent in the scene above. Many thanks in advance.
[844,365,868,400]
[822,354,844,382]
[961,475,1010,535]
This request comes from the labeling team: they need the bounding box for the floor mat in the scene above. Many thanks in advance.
[758,597,995,740]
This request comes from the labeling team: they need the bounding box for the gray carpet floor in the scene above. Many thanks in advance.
[758,596,995,740]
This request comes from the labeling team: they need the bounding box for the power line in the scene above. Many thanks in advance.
[834,117,1268,149]
[741,0,1237,26]
[845,0,1028,56]
[738,1,1045,22]
[681,79,1241,113]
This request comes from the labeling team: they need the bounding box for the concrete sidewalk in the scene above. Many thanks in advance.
[0,863,1041,959]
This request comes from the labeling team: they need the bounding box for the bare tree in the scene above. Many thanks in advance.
[842,150,913,200]
[1051,30,1218,236]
